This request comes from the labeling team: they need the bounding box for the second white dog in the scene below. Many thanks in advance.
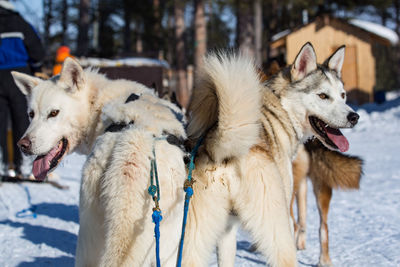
[75,93,187,267]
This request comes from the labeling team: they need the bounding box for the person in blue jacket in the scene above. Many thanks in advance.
[0,0,45,177]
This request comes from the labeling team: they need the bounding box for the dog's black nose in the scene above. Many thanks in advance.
[347,112,359,126]
[17,136,32,154]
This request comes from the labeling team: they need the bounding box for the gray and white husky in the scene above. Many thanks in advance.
[186,43,359,267]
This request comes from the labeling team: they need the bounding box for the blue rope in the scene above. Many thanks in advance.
[15,186,37,218]
[152,209,163,267]
[176,136,204,267]
[148,137,165,267]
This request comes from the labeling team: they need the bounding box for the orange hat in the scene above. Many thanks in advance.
[55,46,71,63]
[57,46,70,54]
[53,46,73,75]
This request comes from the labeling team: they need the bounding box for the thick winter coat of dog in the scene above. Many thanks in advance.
[85,44,358,266]
[12,57,189,266]
[75,93,187,267]
[11,57,152,180]
[13,44,359,267]
[70,52,263,267]
[190,43,359,267]
[291,139,363,267]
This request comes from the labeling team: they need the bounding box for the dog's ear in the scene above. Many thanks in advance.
[11,71,42,96]
[59,57,85,93]
[291,42,317,82]
[325,45,345,76]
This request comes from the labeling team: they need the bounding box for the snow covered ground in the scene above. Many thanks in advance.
[1,99,400,266]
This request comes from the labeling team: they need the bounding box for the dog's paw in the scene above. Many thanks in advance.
[318,259,333,267]
[296,229,307,250]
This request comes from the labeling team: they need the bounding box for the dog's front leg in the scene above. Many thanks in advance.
[216,215,240,267]
[181,162,232,267]
[236,152,298,267]
[99,132,154,267]
[76,135,116,267]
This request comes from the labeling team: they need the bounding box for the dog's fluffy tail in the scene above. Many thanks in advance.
[187,53,262,162]
[306,140,363,190]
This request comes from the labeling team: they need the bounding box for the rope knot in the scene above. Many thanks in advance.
[148,185,157,197]
[152,209,163,224]
[184,186,194,197]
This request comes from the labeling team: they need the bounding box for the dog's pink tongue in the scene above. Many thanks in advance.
[325,127,349,152]
[32,145,60,180]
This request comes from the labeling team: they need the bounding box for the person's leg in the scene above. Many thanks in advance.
[0,70,12,175]
[6,67,30,175]
[0,95,9,174]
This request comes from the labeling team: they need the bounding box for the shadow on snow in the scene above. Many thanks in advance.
[0,220,77,255]
[17,256,74,267]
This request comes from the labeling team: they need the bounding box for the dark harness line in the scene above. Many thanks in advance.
[104,93,187,152]
[104,121,135,133]
[105,120,186,153]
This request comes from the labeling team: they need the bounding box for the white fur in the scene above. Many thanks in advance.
[326,46,345,75]
[213,44,360,267]
[76,53,297,267]
[11,57,152,157]
[291,43,317,82]
[280,45,357,148]
[182,53,298,267]
[187,53,262,163]
[76,94,187,267]
[16,49,356,267]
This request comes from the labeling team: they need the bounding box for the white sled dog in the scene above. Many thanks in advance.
[183,43,359,267]
[11,57,152,180]
[12,57,188,266]
[75,92,187,267]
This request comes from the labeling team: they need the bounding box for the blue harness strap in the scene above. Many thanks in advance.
[176,136,204,267]
[15,185,37,218]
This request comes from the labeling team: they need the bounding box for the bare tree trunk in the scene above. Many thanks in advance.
[264,0,278,64]
[166,5,174,64]
[136,25,143,54]
[153,0,162,54]
[395,0,400,36]
[174,0,189,109]
[98,0,114,57]
[379,8,388,26]
[194,0,207,69]
[236,0,255,57]
[61,0,68,45]
[253,0,262,66]
[123,0,132,53]
[77,0,90,56]
[43,0,53,50]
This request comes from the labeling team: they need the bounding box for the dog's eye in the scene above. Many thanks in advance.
[28,111,34,119]
[318,93,329,100]
[48,110,60,118]
[341,92,346,99]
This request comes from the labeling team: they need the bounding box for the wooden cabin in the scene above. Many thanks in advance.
[79,57,169,97]
[270,15,399,104]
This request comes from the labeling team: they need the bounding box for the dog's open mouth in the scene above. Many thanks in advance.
[32,138,68,180]
[309,116,349,152]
